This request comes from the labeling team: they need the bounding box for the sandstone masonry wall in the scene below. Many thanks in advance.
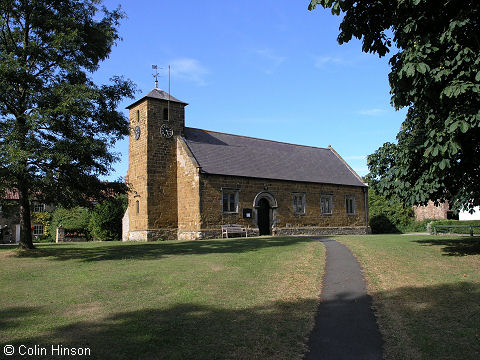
[177,138,201,239]
[199,174,368,234]
[145,100,185,229]
[127,97,186,240]
[127,102,148,232]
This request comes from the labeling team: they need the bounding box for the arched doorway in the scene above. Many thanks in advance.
[257,198,271,235]
[253,191,278,236]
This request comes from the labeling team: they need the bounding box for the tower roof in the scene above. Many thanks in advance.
[126,88,188,109]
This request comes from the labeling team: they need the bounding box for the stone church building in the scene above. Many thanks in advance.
[124,88,369,241]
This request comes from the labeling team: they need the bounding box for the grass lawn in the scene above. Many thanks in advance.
[336,234,480,360]
[0,237,324,360]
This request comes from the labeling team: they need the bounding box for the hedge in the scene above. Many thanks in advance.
[48,196,128,242]
[428,220,480,235]
[49,206,92,241]
[88,195,127,241]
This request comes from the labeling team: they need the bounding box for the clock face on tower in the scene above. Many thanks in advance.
[134,126,141,140]
[161,124,174,138]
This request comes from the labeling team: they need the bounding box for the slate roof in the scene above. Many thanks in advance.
[183,127,366,187]
[126,88,188,109]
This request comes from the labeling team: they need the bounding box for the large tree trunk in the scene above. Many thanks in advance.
[14,106,34,249]
[18,183,34,249]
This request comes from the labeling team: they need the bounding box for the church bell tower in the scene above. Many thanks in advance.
[126,88,188,240]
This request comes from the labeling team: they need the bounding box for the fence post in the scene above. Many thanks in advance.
[56,226,65,243]
[433,226,437,235]
[470,226,473,237]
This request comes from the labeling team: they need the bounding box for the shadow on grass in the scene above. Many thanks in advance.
[0,307,38,332]
[415,237,480,256]
[374,282,480,360]
[0,244,18,250]
[5,299,318,360]
[12,237,313,262]
[3,282,479,360]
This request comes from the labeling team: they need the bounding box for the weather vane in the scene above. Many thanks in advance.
[152,65,162,88]
[152,64,171,121]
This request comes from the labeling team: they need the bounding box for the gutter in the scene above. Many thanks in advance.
[363,186,369,233]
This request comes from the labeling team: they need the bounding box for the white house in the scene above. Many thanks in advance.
[459,206,480,221]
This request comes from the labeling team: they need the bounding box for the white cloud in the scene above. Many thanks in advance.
[255,49,286,74]
[169,58,209,86]
[356,108,387,116]
[313,55,346,68]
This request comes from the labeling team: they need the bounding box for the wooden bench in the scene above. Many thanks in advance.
[432,224,480,237]
[221,224,248,238]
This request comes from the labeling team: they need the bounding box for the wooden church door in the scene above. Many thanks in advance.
[257,198,271,235]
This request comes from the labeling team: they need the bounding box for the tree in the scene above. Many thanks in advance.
[309,1,480,211]
[366,181,415,234]
[0,0,135,249]
[88,194,127,241]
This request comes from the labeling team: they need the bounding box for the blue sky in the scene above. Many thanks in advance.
[94,0,406,181]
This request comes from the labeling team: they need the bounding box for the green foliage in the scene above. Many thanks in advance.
[0,0,136,248]
[88,195,127,241]
[369,215,400,234]
[0,200,17,218]
[49,196,127,242]
[402,219,433,233]
[368,187,415,234]
[309,1,480,212]
[31,211,52,241]
[49,206,91,241]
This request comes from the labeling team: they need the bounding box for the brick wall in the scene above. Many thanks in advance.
[1,201,54,243]
[0,202,19,243]
[413,200,449,221]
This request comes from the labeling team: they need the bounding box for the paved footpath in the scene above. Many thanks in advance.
[304,238,383,360]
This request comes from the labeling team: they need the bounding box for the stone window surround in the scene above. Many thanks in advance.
[221,187,239,214]
[292,192,306,215]
[321,194,334,215]
[345,195,356,215]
